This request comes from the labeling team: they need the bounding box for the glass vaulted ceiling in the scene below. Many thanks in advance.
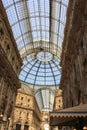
[2,0,69,110]
[35,88,55,110]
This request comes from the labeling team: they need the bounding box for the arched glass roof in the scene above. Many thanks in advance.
[19,52,61,87]
[35,88,55,110]
[2,0,68,56]
[2,0,69,110]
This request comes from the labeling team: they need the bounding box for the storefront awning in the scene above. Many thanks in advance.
[50,104,87,126]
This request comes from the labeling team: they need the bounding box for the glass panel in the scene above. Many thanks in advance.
[16,2,26,20]
[6,7,17,25]
[2,0,13,7]
[20,19,29,33]
[60,5,67,23]
[62,0,69,5]
[12,23,21,39]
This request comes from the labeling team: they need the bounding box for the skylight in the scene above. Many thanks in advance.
[2,0,69,111]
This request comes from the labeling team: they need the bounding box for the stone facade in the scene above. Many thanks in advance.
[53,89,63,111]
[0,1,22,130]
[59,0,87,129]
[12,88,41,130]
[60,0,87,108]
[50,0,87,130]
[12,87,52,130]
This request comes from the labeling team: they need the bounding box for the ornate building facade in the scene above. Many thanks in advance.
[60,0,87,109]
[50,0,87,130]
[0,2,22,130]
[12,87,41,130]
[53,89,63,111]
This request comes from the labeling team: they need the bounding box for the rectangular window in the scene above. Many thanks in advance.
[16,124,21,130]
[21,97,23,100]
[19,111,22,117]
[28,99,30,102]
[27,113,29,119]
[24,125,29,130]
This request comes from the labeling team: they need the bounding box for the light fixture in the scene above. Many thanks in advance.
[83,126,87,130]
[8,117,11,120]
[44,115,48,120]
[0,114,3,117]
